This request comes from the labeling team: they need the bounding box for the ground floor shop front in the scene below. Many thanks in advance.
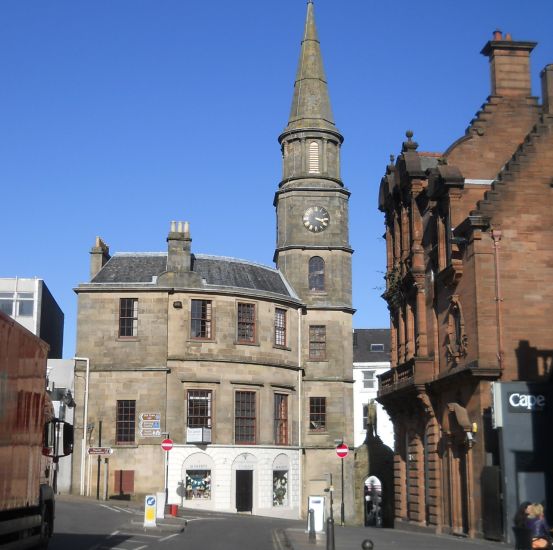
[166,445,301,519]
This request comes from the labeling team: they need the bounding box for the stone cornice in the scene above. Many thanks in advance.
[304,305,356,315]
[275,176,347,192]
[74,284,303,308]
[303,377,354,384]
[75,366,170,373]
[167,356,301,371]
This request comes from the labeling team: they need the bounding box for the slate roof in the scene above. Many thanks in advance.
[90,253,295,299]
[353,328,391,363]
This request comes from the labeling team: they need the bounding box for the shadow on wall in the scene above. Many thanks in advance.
[515,340,553,381]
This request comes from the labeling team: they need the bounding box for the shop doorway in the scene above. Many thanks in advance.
[236,470,253,512]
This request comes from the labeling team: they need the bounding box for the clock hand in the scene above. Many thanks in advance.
[315,217,328,223]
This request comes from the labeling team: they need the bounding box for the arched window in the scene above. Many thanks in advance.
[309,256,325,291]
[308,141,320,173]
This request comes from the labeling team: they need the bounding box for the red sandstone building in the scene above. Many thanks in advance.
[377,32,553,541]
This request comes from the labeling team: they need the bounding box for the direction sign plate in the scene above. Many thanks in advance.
[87,447,113,455]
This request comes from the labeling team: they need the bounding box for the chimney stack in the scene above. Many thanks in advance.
[90,236,110,280]
[481,31,537,98]
[167,220,192,273]
[541,64,553,114]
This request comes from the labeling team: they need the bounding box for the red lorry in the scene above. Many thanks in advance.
[0,311,73,548]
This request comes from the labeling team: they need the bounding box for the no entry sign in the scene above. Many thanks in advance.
[336,443,348,458]
[161,438,173,451]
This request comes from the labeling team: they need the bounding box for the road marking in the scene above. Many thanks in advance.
[159,533,179,542]
[113,506,133,514]
[101,505,121,513]
[108,530,120,538]
[133,546,147,550]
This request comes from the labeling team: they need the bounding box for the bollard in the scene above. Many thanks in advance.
[361,540,374,550]
[308,509,316,543]
[326,517,335,550]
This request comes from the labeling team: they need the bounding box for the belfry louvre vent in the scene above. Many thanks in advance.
[308,142,320,173]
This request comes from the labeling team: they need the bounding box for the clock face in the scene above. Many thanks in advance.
[303,206,330,233]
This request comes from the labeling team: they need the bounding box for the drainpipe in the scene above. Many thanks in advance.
[297,307,303,515]
[490,229,504,372]
[74,356,90,495]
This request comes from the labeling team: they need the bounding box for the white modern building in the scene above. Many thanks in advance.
[353,329,393,449]
[0,277,64,358]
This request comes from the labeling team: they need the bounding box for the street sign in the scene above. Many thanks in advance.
[87,447,113,455]
[139,412,162,438]
[161,438,173,451]
[144,495,157,527]
[336,443,348,458]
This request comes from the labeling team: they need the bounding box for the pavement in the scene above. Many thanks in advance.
[281,524,512,550]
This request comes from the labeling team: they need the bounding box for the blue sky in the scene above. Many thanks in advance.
[1,1,552,357]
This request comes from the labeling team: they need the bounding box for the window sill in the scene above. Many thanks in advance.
[189,338,217,343]
[114,443,139,448]
[273,345,292,351]
[307,359,328,363]
[308,430,328,435]
[235,340,259,347]
[117,337,139,342]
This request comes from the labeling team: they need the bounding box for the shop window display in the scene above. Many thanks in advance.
[185,470,211,500]
[273,470,288,506]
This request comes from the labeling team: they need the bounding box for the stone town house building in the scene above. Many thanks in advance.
[72,1,355,521]
[378,33,553,539]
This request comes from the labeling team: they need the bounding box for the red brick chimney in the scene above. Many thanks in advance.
[481,30,537,97]
[541,64,553,114]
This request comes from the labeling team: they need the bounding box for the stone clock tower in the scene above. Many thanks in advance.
[275,0,354,519]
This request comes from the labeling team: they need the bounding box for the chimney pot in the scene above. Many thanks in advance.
[481,35,536,97]
[505,32,512,41]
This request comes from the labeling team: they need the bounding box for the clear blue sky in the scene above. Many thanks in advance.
[1,1,551,358]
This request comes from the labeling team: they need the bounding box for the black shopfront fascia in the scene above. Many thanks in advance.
[492,382,553,544]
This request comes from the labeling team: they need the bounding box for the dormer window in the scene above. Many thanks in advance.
[308,141,320,173]
[370,343,384,352]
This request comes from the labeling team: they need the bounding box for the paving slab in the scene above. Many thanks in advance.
[283,525,511,550]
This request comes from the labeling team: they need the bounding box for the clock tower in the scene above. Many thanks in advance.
[275,0,354,519]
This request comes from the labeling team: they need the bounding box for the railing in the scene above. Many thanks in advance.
[378,361,416,396]
[397,362,414,383]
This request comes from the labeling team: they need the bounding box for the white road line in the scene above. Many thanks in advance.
[108,530,120,538]
[159,533,179,542]
[133,546,148,550]
[100,504,122,512]
[113,506,133,514]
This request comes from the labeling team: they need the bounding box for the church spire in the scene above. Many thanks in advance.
[285,0,336,132]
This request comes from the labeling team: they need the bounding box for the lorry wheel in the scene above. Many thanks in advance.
[37,503,53,548]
